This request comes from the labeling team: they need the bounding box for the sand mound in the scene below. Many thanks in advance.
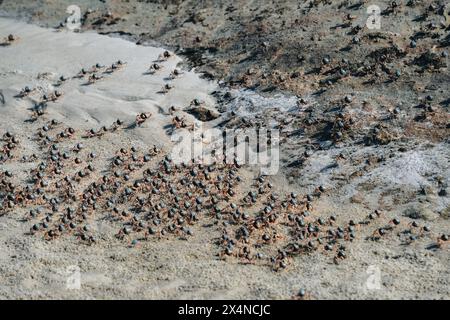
[0,17,216,147]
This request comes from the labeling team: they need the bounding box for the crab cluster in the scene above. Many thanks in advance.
[144,50,183,95]
[217,182,357,269]
[75,60,126,85]
[0,108,448,270]
[1,115,244,245]
[12,58,128,123]
[0,132,19,163]
[0,41,447,284]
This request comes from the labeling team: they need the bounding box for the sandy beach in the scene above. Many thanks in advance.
[0,1,449,300]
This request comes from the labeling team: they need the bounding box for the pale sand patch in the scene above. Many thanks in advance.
[0,17,216,147]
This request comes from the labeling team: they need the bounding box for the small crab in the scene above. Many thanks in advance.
[168,105,178,114]
[190,98,205,107]
[292,288,313,300]
[168,68,183,79]
[436,234,449,249]
[146,63,162,75]
[135,112,152,126]
[1,34,18,46]
[172,115,187,129]
[157,50,172,62]
[108,119,124,132]
[87,73,103,84]
[15,86,36,98]
[55,75,68,87]
[44,229,60,241]
[92,63,105,72]
[74,68,90,78]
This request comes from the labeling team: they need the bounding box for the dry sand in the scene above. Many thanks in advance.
[0,16,449,300]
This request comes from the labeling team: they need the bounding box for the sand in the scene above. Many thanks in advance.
[0,17,449,300]
[0,17,216,136]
